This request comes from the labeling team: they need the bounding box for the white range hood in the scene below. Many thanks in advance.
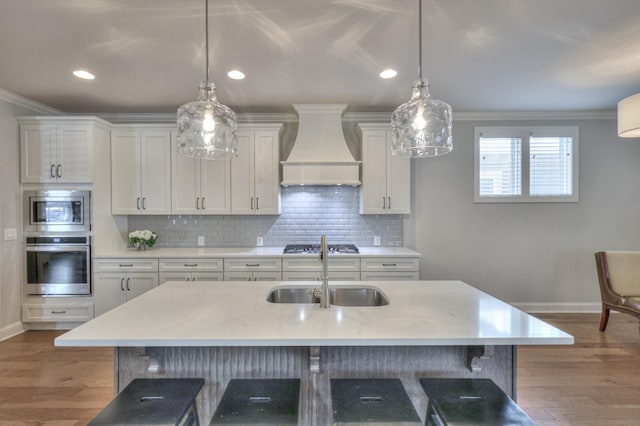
[281,104,361,186]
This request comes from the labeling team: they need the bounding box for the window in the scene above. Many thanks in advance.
[474,127,578,202]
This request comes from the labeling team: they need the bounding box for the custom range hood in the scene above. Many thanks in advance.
[281,104,361,186]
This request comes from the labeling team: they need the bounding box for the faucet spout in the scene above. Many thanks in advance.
[313,235,330,308]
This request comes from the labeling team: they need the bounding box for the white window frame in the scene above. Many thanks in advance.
[474,126,579,203]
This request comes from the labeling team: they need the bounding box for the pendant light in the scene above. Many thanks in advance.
[618,93,640,137]
[177,0,238,160]
[391,0,452,157]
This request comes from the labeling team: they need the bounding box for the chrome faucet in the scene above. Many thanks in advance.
[312,235,330,308]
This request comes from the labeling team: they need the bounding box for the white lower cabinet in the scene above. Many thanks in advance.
[159,258,224,283]
[282,257,360,281]
[93,258,159,316]
[360,258,419,281]
[22,298,94,323]
[224,258,282,281]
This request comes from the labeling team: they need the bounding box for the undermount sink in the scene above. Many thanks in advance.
[266,286,389,307]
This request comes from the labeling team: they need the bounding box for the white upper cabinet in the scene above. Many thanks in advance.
[171,137,231,215]
[359,124,410,214]
[19,117,104,183]
[111,128,172,215]
[231,124,282,215]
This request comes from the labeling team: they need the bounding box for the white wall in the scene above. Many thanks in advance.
[406,117,640,311]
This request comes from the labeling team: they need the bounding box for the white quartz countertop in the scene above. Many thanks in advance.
[55,280,573,347]
[93,246,421,258]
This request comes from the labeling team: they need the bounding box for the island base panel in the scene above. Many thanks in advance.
[115,345,515,426]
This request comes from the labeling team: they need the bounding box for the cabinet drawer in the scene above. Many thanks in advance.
[282,257,359,272]
[360,258,419,272]
[224,258,282,272]
[23,303,94,322]
[361,271,419,281]
[159,258,223,272]
[93,258,158,272]
[159,272,223,283]
[223,271,282,281]
[283,271,361,281]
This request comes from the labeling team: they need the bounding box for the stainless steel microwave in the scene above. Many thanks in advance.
[23,190,91,233]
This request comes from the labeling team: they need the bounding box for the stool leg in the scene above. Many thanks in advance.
[599,304,610,332]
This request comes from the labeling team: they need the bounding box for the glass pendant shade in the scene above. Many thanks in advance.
[391,79,452,157]
[177,82,238,160]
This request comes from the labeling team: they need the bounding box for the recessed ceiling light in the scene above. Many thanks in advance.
[73,70,95,80]
[379,68,397,79]
[227,70,245,80]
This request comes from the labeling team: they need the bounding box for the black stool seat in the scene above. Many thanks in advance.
[330,378,421,425]
[420,378,534,425]
[88,378,204,426]
[210,378,300,425]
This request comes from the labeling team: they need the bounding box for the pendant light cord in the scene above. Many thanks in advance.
[418,0,423,81]
[205,0,210,82]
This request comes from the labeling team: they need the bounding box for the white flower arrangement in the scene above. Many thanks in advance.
[128,229,158,249]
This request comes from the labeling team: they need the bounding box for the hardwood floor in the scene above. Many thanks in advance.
[0,314,638,425]
[0,330,113,425]
[518,313,640,425]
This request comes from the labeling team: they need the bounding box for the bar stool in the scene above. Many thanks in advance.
[420,378,535,425]
[330,378,421,425]
[88,378,205,426]
[210,378,300,425]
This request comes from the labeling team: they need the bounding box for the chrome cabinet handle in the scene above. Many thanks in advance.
[56,164,62,178]
[184,263,198,267]
[142,197,146,210]
[382,196,386,209]
[202,197,206,210]
[51,310,66,314]
[120,278,125,291]
[246,263,260,267]
[119,264,133,267]
[382,263,397,267]
[126,277,130,291]
[136,197,140,210]
[256,197,259,210]
[196,197,200,209]
[50,164,55,178]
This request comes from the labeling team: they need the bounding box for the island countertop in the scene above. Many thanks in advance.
[55,280,573,347]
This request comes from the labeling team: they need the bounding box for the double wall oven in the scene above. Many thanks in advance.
[23,190,91,296]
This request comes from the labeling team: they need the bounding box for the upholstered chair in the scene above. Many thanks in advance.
[594,251,640,332]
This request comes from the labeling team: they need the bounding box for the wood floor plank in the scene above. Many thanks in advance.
[0,314,638,425]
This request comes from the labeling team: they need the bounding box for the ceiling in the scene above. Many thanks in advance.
[1,0,640,115]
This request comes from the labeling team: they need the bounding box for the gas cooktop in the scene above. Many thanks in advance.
[283,244,359,254]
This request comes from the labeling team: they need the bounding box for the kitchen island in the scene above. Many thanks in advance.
[56,280,572,424]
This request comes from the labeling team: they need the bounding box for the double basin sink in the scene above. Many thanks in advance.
[266,285,389,307]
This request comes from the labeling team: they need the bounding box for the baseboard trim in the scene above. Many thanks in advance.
[513,302,601,313]
[0,321,27,342]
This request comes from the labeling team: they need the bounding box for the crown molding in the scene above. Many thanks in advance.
[94,112,298,124]
[0,88,62,115]
[13,107,616,125]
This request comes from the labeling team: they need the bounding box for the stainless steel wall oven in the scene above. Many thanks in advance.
[24,235,91,296]
[23,189,92,296]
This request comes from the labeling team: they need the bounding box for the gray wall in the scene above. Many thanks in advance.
[0,99,50,338]
[406,118,640,311]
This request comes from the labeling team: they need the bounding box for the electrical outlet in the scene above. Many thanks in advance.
[4,228,17,241]
[373,236,381,246]
[256,236,264,247]
[197,236,205,246]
